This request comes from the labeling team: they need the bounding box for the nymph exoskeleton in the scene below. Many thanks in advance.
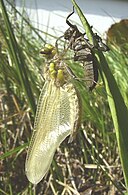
[63,6,109,90]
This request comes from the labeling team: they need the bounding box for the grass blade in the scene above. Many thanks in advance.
[0,0,36,114]
[0,144,27,160]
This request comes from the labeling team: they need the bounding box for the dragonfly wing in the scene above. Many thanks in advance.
[25,80,80,184]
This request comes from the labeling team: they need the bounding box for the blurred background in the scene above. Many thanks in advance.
[16,0,128,39]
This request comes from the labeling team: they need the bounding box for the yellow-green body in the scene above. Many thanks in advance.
[25,45,81,184]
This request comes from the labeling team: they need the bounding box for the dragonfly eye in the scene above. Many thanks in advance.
[40,44,57,59]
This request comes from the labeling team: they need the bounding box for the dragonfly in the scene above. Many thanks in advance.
[25,43,81,184]
[25,6,109,185]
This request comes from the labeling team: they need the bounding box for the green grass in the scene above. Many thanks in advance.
[0,0,128,194]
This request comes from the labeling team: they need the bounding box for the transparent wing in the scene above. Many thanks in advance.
[25,80,79,184]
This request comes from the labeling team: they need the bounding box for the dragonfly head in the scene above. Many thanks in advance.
[40,44,57,59]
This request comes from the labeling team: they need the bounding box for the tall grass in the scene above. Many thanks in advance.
[0,0,128,194]
[72,0,128,193]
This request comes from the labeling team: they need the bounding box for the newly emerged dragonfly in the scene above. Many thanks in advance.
[25,44,81,184]
[25,7,109,185]
[60,6,109,90]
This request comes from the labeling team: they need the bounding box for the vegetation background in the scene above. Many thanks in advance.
[0,0,128,194]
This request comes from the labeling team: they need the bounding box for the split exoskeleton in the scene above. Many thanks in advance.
[62,6,109,90]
